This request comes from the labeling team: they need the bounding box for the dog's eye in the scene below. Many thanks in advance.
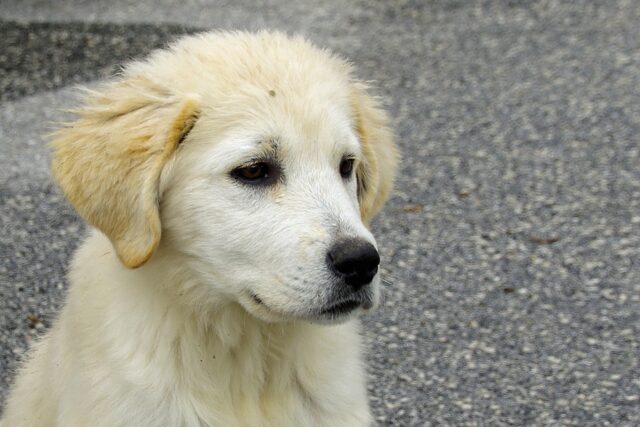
[232,162,272,183]
[339,158,355,179]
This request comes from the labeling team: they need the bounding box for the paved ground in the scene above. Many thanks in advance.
[1,1,639,425]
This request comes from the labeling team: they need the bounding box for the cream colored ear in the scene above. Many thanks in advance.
[52,79,200,268]
[351,82,399,223]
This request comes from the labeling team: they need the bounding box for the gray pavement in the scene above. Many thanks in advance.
[1,1,639,425]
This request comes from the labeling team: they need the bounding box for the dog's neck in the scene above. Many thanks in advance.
[55,231,366,424]
[89,237,341,399]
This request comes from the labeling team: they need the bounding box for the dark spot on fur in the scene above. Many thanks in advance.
[251,293,264,305]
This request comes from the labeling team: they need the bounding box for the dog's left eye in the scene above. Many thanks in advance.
[232,162,272,183]
[339,158,355,179]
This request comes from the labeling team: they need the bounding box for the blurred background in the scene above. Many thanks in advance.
[1,1,639,425]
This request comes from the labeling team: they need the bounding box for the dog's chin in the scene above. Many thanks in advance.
[306,293,377,325]
[240,289,379,325]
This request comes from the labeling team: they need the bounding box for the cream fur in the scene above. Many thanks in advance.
[2,31,397,427]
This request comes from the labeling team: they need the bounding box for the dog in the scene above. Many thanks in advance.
[1,31,397,426]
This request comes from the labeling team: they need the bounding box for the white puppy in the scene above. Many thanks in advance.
[1,31,397,427]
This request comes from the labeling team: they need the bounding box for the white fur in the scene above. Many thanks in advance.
[2,233,370,426]
[2,31,397,426]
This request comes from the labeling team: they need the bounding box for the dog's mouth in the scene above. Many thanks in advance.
[248,289,374,322]
[318,294,374,315]
[316,290,375,317]
[319,299,362,315]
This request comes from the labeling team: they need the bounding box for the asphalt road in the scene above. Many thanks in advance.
[1,1,639,425]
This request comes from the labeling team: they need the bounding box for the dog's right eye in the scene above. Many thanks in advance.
[231,162,273,184]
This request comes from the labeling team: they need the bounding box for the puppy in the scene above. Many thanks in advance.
[1,31,397,427]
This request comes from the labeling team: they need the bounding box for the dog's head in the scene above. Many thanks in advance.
[52,32,397,324]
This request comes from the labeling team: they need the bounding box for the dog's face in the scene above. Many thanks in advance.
[161,92,379,323]
[51,32,397,324]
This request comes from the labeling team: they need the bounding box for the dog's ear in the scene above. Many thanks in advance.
[351,82,398,224]
[52,79,200,268]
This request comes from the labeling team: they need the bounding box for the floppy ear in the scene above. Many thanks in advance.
[52,78,200,268]
[351,82,399,224]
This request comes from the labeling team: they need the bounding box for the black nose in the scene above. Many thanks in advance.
[327,238,380,290]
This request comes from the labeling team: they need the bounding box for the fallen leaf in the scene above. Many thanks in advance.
[26,314,40,328]
[402,204,424,212]
[530,236,560,245]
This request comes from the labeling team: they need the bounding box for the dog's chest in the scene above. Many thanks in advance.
[139,321,370,427]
